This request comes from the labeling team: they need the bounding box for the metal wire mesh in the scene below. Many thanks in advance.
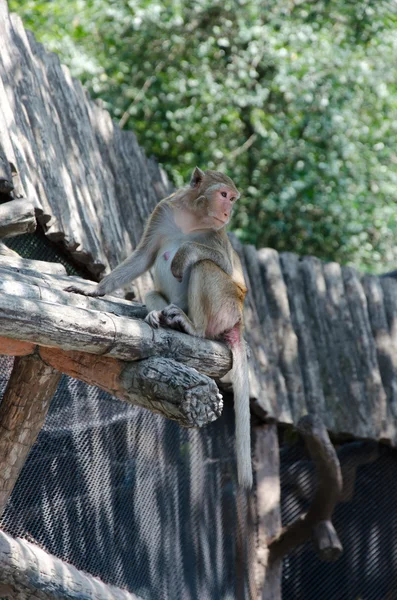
[280,437,397,600]
[5,232,86,276]
[0,232,247,599]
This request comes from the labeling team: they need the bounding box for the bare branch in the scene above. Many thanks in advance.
[268,414,343,563]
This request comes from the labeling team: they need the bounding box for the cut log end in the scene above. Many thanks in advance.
[181,383,223,428]
[313,521,343,562]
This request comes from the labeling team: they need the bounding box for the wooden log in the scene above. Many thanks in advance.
[0,198,36,238]
[0,253,66,275]
[0,354,61,515]
[255,424,282,600]
[268,415,343,563]
[312,521,343,562]
[0,241,19,257]
[0,292,231,377]
[0,337,35,356]
[0,528,142,600]
[0,266,147,319]
[280,253,325,421]
[39,348,223,428]
[0,143,13,193]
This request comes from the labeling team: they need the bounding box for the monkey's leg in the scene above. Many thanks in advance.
[188,261,242,338]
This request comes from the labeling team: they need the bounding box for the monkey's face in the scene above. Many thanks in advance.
[187,168,240,231]
[204,185,239,230]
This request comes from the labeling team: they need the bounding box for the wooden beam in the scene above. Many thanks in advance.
[0,145,13,193]
[0,266,147,319]
[0,338,224,426]
[0,354,61,515]
[0,241,19,257]
[39,348,223,428]
[0,198,36,238]
[0,337,35,356]
[0,254,66,275]
[255,424,282,600]
[0,292,232,378]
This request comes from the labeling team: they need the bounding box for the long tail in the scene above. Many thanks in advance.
[226,325,252,488]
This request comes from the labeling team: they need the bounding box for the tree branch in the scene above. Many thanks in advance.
[268,415,343,563]
[39,348,223,428]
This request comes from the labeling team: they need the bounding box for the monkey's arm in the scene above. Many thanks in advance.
[171,242,233,282]
[66,203,168,297]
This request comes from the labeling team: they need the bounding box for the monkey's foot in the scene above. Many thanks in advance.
[64,284,103,297]
[160,304,196,335]
[145,310,162,328]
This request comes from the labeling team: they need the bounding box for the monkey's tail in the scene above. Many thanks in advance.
[226,324,253,489]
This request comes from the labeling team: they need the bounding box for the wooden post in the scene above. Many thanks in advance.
[254,424,282,600]
[0,354,61,515]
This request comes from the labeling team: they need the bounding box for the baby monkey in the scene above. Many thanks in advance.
[66,167,252,488]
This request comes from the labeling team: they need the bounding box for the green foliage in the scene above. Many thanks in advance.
[10,0,397,272]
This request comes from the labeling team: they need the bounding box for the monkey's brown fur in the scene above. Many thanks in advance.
[66,167,252,487]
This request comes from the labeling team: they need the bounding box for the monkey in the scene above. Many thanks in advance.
[65,167,252,488]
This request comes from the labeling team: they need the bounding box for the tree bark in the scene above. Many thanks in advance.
[0,266,147,319]
[0,143,13,193]
[39,347,223,428]
[0,292,232,378]
[0,253,66,275]
[0,198,36,238]
[0,354,61,516]
[255,424,282,600]
[268,415,343,563]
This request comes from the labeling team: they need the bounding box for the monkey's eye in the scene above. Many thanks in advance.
[221,191,228,198]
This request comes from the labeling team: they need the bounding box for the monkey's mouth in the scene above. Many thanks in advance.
[213,216,228,226]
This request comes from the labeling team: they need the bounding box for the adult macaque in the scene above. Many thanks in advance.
[66,168,252,487]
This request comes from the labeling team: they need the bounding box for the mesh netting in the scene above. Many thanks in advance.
[280,437,397,600]
[0,232,249,599]
[5,232,87,276]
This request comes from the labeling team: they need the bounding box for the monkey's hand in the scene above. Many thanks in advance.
[64,284,104,297]
[145,310,162,328]
[171,244,195,282]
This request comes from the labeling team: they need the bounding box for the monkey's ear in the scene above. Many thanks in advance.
[190,167,205,188]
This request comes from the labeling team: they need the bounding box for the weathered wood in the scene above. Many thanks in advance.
[0,198,36,238]
[0,1,42,209]
[0,266,147,319]
[254,424,282,600]
[338,440,380,502]
[0,253,66,275]
[0,142,13,193]
[0,337,35,356]
[268,415,343,563]
[341,266,386,439]
[0,354,61,515]
[280,254,325,420]
[256,247,301,422]
[312,521,343,562]
[0,241,18,256]
[0,529,143,600]
[0,292,231,377]
[39,348,223,428]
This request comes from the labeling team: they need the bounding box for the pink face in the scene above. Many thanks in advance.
[209,187,239,228]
